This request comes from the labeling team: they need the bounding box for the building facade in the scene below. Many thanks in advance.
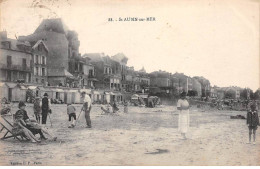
[31,40,49,85]
[0,31,32,83]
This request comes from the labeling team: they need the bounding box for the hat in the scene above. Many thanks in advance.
[18,101,26,108]
[43,93,48,96]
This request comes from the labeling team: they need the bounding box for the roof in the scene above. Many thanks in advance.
[80,89,91,94]
[32,40,49,52]
[51,88,64,92]
[34,18,69,35]
[48,68,73,77]
[5,82,17,88]
[1,38,32,52]
[83,53,105,62]
[93,91,100,95]
[27,86,39,90]
[111,53,128,63]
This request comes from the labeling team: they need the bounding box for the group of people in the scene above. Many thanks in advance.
[66,91,92,128]
[100,100,129,114]
[177,91,259,143]
[11,90,259,144]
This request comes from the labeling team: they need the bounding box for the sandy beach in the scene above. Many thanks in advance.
[0,104,259,166]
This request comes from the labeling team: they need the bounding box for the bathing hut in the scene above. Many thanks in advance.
[0,82,9,100]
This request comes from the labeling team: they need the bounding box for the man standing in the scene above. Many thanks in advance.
[42,93,51,126]
[81,92,92,128]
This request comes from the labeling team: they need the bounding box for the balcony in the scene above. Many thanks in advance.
[0,63,31,72]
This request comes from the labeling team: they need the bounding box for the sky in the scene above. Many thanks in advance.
[0,0,259,90]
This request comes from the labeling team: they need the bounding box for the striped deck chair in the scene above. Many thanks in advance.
[0,115,27,142]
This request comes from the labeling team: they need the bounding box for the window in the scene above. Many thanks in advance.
[36,55,39,64]
[35,78,38,83]
[36,67,39,76]
[42,56,45,65]
[7,55,12,67]
[39,55,42,64]
[38,45,42,51]
[89,69,94,77]
[42,68,45,76]
[41,79,44,84]
[7,71,11,81]
[22,58,26,70]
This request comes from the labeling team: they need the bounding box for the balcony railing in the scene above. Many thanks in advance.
[0,63,32,72]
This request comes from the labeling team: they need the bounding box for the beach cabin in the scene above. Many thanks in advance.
[51,88,65,102]
[27,85,40,97]
[38,86,45,97]
[0,82,9,100]
[104,92,110,104]
[69,89,78,104]
[9,84,27,102]
[92,90,101,103]
[110,92,115,102]
[5,83,16,101]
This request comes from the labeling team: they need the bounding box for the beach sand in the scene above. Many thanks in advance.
[0,104,259,166]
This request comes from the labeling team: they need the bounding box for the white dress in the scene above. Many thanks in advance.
[177,99,190,133]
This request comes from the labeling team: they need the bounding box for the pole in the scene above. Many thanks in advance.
[75,108,83,127]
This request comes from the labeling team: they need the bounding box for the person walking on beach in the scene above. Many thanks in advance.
[247,104,259,144]
[42,93,51,126]
[33,97,41,123]
[123,100,128,113]
[177,92,190,139]
[81,92,92,128]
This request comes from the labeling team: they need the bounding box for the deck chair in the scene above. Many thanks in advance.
[0,115,27,142]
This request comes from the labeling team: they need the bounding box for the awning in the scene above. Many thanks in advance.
[80,89,91,94]
[68,89,78,93]
[139,94,148,98]
[110,92,115,95]
[38,86,45,90]
[28,86,39,90]
[51,88,64,92]
[43,88,52,92]
[113,92,122,96]
[6,83,17,88]
[93,91,100,95]
[20,85,28,90]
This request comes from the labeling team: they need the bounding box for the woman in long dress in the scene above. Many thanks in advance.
[177,92,190,139]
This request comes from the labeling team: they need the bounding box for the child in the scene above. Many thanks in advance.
[67,104,76,128]
[33,97,41,123]
[247,104,260,144]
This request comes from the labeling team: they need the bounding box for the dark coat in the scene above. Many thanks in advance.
[247,111,260,127]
